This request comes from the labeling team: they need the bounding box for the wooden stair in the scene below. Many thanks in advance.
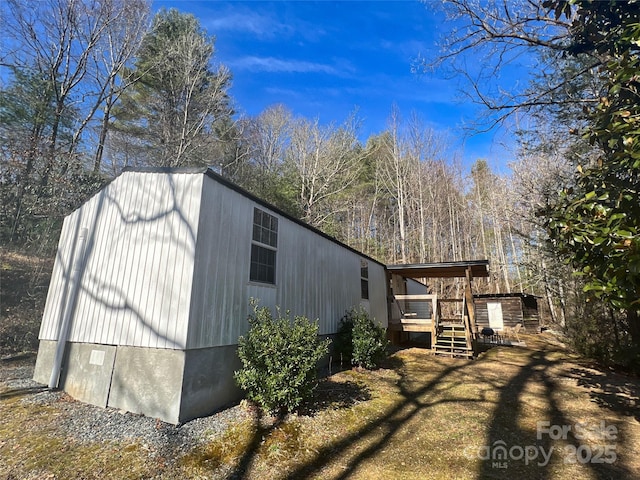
[433,324,473,359]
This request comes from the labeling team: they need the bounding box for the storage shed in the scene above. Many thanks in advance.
[473,293,541,333]
[33,167,389,424]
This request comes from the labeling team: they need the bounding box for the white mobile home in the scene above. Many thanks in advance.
[33,168,389,424]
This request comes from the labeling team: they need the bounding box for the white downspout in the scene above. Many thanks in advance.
[48,227,88,389]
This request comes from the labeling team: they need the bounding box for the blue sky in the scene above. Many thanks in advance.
[155,0,520,171]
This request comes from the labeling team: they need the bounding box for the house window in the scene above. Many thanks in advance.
[360,260,369,300]
[250,208,278,284]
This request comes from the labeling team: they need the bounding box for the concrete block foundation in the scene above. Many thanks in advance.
[33,341,245,425]
[180,345,243,423]
[107,346,185,424]
[33,339,56,385]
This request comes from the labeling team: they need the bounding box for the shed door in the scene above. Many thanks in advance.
[487,302,504,330]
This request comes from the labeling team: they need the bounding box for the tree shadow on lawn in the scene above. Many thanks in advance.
[302,379,372,414]
[479,347,634,480]
[282,354,482,480]
[224,408,285,480]
[224,373,374,479]
[225,349,502,480]
[567,367,639,422]
[224,343,638,480]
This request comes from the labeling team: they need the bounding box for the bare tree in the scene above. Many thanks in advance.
[288,113,363,228]
[249,105,292,174]
[222,105,298,213]
[376,107,411,263]
[1,0,149,248]
[420,0,601,129]
[91,0,150,172]
[3,0,151,184]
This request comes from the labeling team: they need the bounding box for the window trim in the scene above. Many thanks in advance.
[360,259,369,300]
[250,208,278,285]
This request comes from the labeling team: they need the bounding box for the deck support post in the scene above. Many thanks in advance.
[464,267,478,354]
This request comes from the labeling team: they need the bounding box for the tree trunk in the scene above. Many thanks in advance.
[628,309,640,350]
[94,90,116,173]
[40,100,64,190]
[541,257,559,325]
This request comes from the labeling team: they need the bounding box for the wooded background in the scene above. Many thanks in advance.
[1,0,638,372]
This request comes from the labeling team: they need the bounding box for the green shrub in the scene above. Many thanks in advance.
[335,314,354,367]
[234,302,330,415]
[340,308,388,369]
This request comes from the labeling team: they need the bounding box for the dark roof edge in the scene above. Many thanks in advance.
[122,166,208,174]
[474,292,542,299]
[386,260,490,270]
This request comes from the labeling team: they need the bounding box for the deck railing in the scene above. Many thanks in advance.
[389,293,478,356]
[390,294,438,335]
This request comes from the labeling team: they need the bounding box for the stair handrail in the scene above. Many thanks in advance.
[432,294,439,346]
[461,294,470,348]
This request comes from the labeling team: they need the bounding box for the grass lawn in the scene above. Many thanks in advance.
[1,333,639,479]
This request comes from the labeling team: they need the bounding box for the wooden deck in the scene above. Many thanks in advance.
[387,320,433,332]
[387,262,486,359]
[388,294,437,333]
[388,294,476,358]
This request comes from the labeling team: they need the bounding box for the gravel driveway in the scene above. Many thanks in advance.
[0,354,250,457]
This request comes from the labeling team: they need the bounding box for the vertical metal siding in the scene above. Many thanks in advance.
[39,172,202,349]
[187,176,389,349]
[187,177,255,349]
[406,278,427,295]
[41,171,388,352]
[367,264,389,327]
[39,214,80,340]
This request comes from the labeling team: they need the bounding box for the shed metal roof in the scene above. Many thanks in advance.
[386,260,490,279]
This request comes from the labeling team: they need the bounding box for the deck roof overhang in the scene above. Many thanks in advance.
[386,260,490,279]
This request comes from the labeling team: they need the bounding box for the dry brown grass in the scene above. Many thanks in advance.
[1,333,639,479]
[0,251,53,356]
